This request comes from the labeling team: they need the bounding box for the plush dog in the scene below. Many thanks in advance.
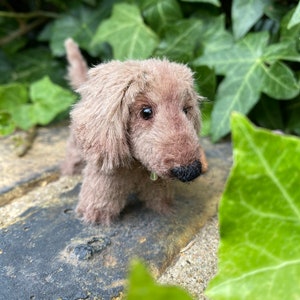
[61,38,208,224]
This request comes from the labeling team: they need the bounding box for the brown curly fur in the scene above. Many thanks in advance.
[61,38,208,224]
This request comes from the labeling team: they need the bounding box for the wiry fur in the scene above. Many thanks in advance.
[61,38,208,224]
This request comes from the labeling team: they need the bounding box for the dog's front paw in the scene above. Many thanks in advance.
[76,206,117,225]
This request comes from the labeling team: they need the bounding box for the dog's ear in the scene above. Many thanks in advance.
[71,62,147,172]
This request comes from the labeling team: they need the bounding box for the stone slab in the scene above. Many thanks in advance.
[0,125,69,206]
[0,126,232,299]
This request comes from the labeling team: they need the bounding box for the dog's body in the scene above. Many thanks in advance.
[61,38,208,224]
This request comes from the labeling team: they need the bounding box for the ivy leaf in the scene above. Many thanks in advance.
[288,2,300,29]
[194,31,299,141]
[141,0,183,35]
[2,48,65,86]
[91,3,159,60]
[206,113,300,300]
[261,61,300,100]
[0,83,29,133]
[48,4,111,56]
[155,19,203,62]
[126,260,193,300]
[286,97,300,135]
[232,0,271,39]
[198,15,233,56]
[249,95,284,131]
[30,76,76,125]
[180,0,220,6]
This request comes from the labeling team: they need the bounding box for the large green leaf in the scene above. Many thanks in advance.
[232,0,270,39]
[194,31,300,141]
[180,0,220,6]
[126,260,193,300]
[0,48,65,86]
[30,76,76,125]
[0,83,29,134]
[288,2,300,29]
[206,113,300,300]
[91,3,159,60]
[155,19,203,62]
[141,0,183,35]
[48,4,111,56]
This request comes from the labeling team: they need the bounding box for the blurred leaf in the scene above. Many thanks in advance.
[199,15,234,55]
[29,76,76,125]
[0,111,15,136]
[249,95,284,130]
[206,113,300,300]
[280,9,300,44]
[200,100,213,137]
[180,0,220,6]
[288,1,300,29]
[91,3,159,59]
[0,83,28,111]
[192,65,216,101]
[0,51,13,83]
[141,0,183,35]
[286,98,300,135]
[1,48,66,86]
[126,260,193,300]
[155,19,203,62]
[0,83,30,131]
[48,3,112,56]
[232,0,271,39]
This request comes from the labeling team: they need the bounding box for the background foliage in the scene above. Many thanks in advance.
[0,0,299,138]
[1,1,300,299]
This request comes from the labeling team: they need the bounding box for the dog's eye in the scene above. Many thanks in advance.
[141,107,153,120]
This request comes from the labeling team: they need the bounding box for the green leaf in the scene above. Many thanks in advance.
[0,83,28,112]
[280,8,300,44]
[91,3,159,60]
[249,95,284,130]
[49,4,111,56]
[232,0,270,39]
[262,42,300,63]
[285,98,300,135]
[288,1,300,29]
[180,0,220,6]
[192,65,216,101]
[200,100,213,137]
[126,260,193,300]
[197,15,233,56]
[141,0,183,35]
[30,77,76,125]
[261,61,300,100]
[0,111,15,135]
[206,113,300,300]
[194,31,299,141]
[155,19,203,62]
[2,48,65,86]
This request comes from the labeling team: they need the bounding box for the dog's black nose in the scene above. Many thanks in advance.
[171,160,202,182]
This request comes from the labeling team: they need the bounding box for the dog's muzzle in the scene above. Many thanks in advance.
[170,160,202,182]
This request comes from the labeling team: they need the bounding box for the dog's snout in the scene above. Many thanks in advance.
[170,160,202,182]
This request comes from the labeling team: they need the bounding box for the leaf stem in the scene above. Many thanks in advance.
[0,10,59,19]
[0,18,46,46]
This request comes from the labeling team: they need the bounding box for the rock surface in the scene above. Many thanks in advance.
[0,125,232,299]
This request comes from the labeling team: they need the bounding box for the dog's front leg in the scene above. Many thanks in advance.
[76,164,128,224]
[139,178,174,215]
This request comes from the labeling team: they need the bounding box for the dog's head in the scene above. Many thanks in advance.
[71,59,205,181]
